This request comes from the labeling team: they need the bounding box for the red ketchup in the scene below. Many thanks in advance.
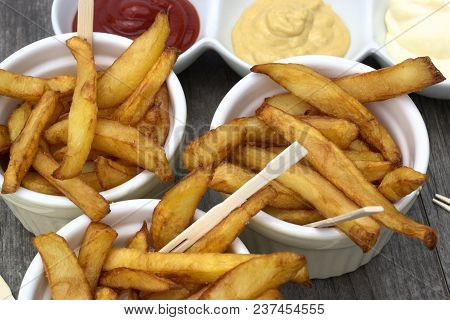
[72,0,200,52]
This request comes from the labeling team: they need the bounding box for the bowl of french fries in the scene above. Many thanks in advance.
[0,13,187,235]
[190,55,443,278]
[19,198,309,300]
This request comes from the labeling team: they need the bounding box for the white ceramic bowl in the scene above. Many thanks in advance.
[0,33,187,236]
[211,55,430,279]
[18,199,250,300]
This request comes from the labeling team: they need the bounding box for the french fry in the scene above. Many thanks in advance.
[234,145,381,252]
[256,104,437,249]
[2,90,59,193]
[97,12,170,108]
[187,286,209,300]
[53,36,97,179]
[137,84,171,146]
[198,253,306,300]
[151,167,212,250]
[263,207,323,226]
[265,92,320,115]
[141,288,192,300]
[297,115,359,149]
[127,221,150,252]
[95,287,118,300]
[0,125,11,153]
[354,160,393,182]
[344,150,384,161]
[52,146,109,163]
[79,172,103,192]
[7,101,32,141]
[99,268,178,292]
[0,69,75,101]
[112,48,178,125]
[78,222,118,291]
[22,172,61,195]
[32,150,110,221]
[255,289,283,300]
[187,186,276,253]
[95,156,141,190]
[379,167,427,202]
[252,64,402,165]
[335,57,446,103]
[236,117,288,147]
[348,139,371,152]
[210,162,309,210]
[45,118,172,182]
[97,107,115,119]
[32,233,92,300]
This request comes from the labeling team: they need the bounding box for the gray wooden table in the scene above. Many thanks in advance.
[0,0,448,300]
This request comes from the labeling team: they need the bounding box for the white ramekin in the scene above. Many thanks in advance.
[0,33,187,236]
[18,199,249,300]
[210,55,430,279]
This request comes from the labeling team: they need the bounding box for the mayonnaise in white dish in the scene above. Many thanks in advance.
[385,0,450,77]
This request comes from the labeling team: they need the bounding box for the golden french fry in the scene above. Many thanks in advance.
[348,139,371,152]
[354,160,393,182]
[344,150,384,161]
[198,253,306,300]
[151,167,212,250]
[0,125,11,153]
[137,84,171,146]
[95,287,118,300]
[236,117,288,147]
[142,288,192,300]
[52,146,109,163]
[97,12,170,108]
[264,207,323,226]
[265,92,320,115]
[7,101,32,141]
[45,118,172,182]
[252,64,402,165]
[53,37,97,179]
[182,119,248,171]
[79,172,103,192]
[0,69,75,101]
[187,187,276,254]
[95,156,141,190]
[32,233,92,300]
[2,90,59,193]
[235,145,380,252]
[297,115,359,149]
[78,222,117,290]
[256,104,437,249]
[255,289,284,300]
[22,172,61,195]
[112,48,178,125]
[379,167,427,202]
[32,149,110,221]
[335,57,445,103]
[99,268,178,292]
[210,162,310,209]
[127,221,150,252]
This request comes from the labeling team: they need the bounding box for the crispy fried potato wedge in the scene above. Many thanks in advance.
[235,117,288,147]
[45,118,172,181]
[335,57,445,103]
[255,289,284,300]
[348,139,371,152]
[210,162,310,209]
[95,287,118,300]
[265,92,320,115]
[187,187,276,254]
[32,233,92,300]
[182,119,248,171]
[52,146,109,163]
[95,156,141,190]
[297,115,359,149]
[344,150,384,161]
[97,12,170,108]
[257,104,437,249]
[137,84,171,146]
[252,64,402,165]
[141,288,192,300]
[379,167,427,202]
[7,101,32,141]
[32,149,110,220]
[0,69,75,101]
[127,221,150,252]
[2,90,59,193]
[234,145,380,252]
[79,172,103,192]
[151,167,212,250]
[264,207,323,226]
[354,160,393,182]
[53,37,97,179]
[78,222,117,290]
[0,125,11,153]
[22,172,61,195]
[198,253,306,300]
[99,268,177,292]
[112,48,178,125]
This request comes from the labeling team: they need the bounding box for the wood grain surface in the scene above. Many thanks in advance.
[0,0,448,299]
